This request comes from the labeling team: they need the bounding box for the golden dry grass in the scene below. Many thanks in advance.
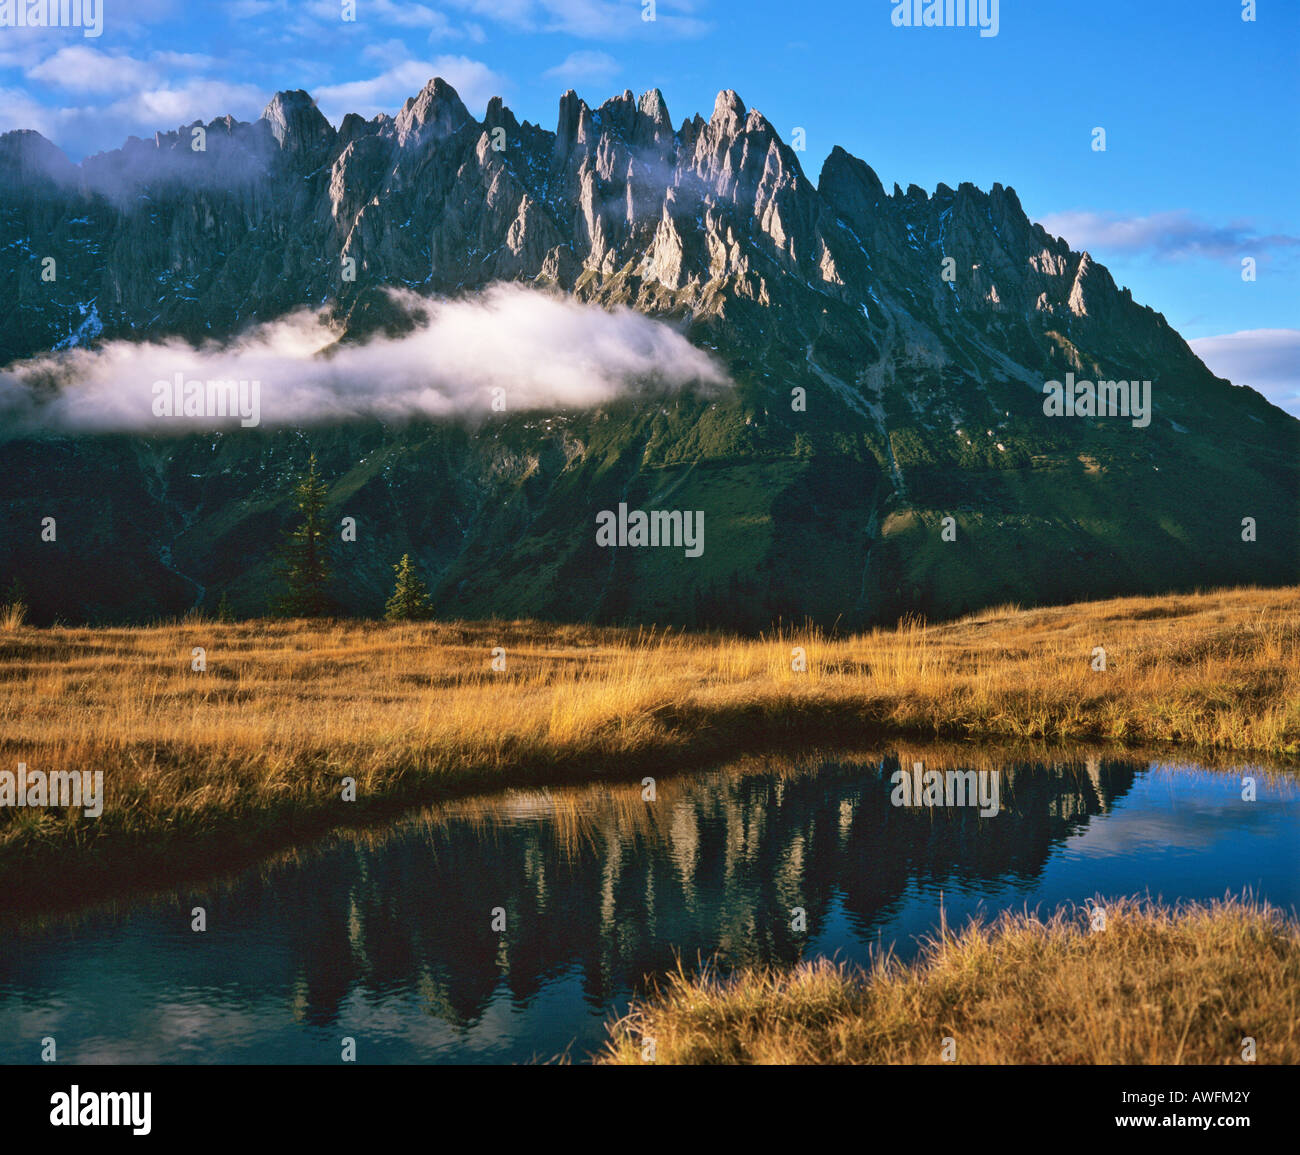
[0,585,1296,873]
[600,896,1300,1065]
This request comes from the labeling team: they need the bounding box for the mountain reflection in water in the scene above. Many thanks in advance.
[1,747,1295,1064]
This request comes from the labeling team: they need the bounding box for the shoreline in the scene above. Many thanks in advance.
[600,895,1300,1065]
[1,585,1296,913]
[0,729,1293,925]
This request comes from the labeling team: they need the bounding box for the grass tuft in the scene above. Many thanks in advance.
[600,895,1300,1064]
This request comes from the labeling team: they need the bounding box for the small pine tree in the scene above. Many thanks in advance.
[215,590,234,622]
[1,575,27,630]
[275,453,333,618]
[385,554,432,621]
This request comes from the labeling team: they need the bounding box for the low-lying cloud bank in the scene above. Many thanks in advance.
[0,285,731,434]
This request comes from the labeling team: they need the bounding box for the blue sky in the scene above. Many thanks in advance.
[2,0,1296,412]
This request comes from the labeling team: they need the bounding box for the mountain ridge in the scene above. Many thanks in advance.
[0,78,1295,628]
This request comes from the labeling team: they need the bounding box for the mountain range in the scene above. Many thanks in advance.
[0,78,1295,628]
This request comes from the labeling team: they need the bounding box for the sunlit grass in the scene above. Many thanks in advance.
[0,585,1296,869]
[0,599,27,631]
[601,895,1300,1065]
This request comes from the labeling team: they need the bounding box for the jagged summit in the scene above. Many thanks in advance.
[392,76,471,147]
[261,89,335,154]
[710,88,746,129]
[638,87,670,124]
[0,76,1294,629]
[0,75,1242,389]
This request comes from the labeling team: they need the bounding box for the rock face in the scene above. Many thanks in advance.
[0,79,1296,627]
[0,78,1204,368]
[261,90,335,156]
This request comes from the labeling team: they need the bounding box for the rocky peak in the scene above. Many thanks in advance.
[710,89,747,135]
[484,96,519,132]
[1068,250,1122,319]
[336,112,375,149]
[0,130,76,184]
[818,145,885,208]
[636,88,671,135]
[392,77,472,148]
[261,90,335,155]
[555,90,596,158]
[595,90,638,137]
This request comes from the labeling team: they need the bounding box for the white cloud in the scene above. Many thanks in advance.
[367,0,459,34]
[4,45,257,157]
[1038,209,1299,263]
[151,52,218,70]
[0,78,267,160]
[0,26,74,69]
[1189,329,1300,416]
[221,0,481,40]
[361,38,416,65]
[0,285,731,433]
[445,0,709,39]
[0,86,56,139]
[104,79,267,133]
[543,50,620,86]
[27,46,156,94]
[5,41,504,158]
[314,57,505,122]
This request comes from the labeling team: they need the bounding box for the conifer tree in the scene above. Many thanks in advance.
[4,576,25,610]
[275,453,333,618]
[385,553,432,621]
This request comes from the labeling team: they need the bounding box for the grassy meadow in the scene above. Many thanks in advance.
[601,896,1300,1065]
[0,584,1297,893]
